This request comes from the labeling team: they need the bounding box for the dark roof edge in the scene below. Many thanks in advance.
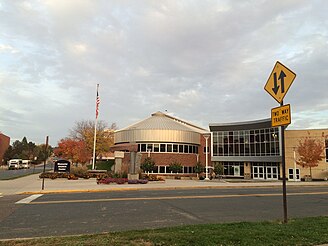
[209,118,271,127]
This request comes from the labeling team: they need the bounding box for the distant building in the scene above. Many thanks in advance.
[0,133,10,165]
[112,111,211,174]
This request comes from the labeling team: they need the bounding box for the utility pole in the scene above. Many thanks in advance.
[41,136,49,190]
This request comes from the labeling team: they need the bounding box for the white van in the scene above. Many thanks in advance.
[8,159,23,169]
[22,160,31,169]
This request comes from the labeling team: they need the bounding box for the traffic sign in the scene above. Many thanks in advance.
[271,104,291,127]
[264,61,296,104]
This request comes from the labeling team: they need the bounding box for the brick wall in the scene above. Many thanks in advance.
[0,133,10,165]
[140,153,198,167]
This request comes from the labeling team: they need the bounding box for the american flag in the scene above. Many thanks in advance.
[96,85,100,119]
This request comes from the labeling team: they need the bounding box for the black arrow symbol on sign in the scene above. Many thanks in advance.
[272,72,279,95]
[272,70,286,95]
[278,70,286,93]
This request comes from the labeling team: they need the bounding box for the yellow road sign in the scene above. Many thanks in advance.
[264,61,296,104]
[271,104,291,127]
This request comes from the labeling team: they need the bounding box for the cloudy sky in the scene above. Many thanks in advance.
[1,0,328,146]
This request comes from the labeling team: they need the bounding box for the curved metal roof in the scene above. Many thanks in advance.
[118,111,208,134]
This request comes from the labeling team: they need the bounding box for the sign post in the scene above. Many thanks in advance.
[41,136,49,190]
[264,61,296,224]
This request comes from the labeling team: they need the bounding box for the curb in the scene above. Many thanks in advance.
[17,183,328,195]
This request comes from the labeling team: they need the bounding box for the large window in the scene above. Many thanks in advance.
[153,166,195,174]
[212,127,280,157]
[221,162,244,176]
[138,143,199,154]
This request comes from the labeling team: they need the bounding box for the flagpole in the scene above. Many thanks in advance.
[92,84,99,170]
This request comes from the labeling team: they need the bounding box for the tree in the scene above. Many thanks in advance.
[37,144,54,163]
[296,137,325,179]
[169,161,183,173]
[140,157,156,173]
[69,120,117,159]
[194,161,204,177]
[3,137,52,164]
[214,162,224,176]
[54,138,89,165]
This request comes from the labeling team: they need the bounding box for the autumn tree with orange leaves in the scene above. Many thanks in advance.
[54,120,117,165]
[54,139,90,165]
[296,137,325,179]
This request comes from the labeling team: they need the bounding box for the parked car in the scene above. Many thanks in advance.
[8,159,23,169]
[21,160,31,169]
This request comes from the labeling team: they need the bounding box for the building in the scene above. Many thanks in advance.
[210,119,281,180]
[0,132,10,165]
[285,129,328,181]
[209,119,328,180]
[112,111,211,174]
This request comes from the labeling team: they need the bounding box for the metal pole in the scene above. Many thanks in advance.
[92,84,99,170]
[293,149,296,181]
[41,136,49,190]
[92,118,97,170]
[280,101,288,223]
[204,135,210,180]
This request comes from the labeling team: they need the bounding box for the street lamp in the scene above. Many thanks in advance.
[203,133,211,181]
[293,147,297,181]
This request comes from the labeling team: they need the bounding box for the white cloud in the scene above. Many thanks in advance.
[0,0,327,146]
[0,44,18,53]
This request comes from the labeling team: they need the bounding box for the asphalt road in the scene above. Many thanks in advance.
[0,163,53,180]
[0,186,328,239]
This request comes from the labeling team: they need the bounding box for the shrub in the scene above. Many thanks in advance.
[95,173,111,180]
[115,178,128,184]
[194,161,204,175]
[138,179,148,184]
[39,172,69,179]
[214,162,224,175]
[97,177,128,185]
[199,175,205,180]
[127,179,149,184]
[67,174,78,180]
[140,174,164,181]
[169,161,183,173]
[92,160,115,171]
[140,157,156,173]
[70,166,89,178]
[112,171,128,179]
[128,179,139,184]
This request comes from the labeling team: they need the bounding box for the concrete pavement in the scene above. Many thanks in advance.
[1,173,328,195]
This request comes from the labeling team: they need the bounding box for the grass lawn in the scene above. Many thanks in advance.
[1,216,328,246]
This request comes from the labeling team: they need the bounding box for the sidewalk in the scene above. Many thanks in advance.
[1,174,328,196]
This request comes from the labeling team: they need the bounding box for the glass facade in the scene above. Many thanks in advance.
[219,162,244,176]
[212,127,280,157]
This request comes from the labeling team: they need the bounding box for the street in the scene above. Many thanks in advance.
[0,186,328,239]
[0,163,53,180]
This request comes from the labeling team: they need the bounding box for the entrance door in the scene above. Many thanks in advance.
[288,168,301,181]
[266,166,278,180]
[295,168,300,181]
[253,166,265,180]
[234,166,240,176]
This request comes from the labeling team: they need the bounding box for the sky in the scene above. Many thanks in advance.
[1,0,328,146]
